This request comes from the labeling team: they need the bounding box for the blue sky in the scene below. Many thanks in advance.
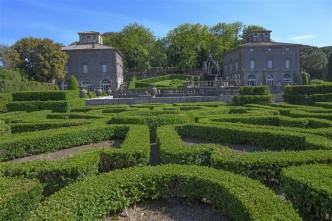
[1,0,331,47]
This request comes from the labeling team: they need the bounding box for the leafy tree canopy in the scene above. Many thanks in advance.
[300,46,328,80]
[103,23,155,72]
[12,37,68,82]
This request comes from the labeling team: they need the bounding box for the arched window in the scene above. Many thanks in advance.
[266,75,273,87]
[62,80,68,90]
[81,80,92,92]
[100,79,111,91]
[283,74,292,84]
[248,75,256,86]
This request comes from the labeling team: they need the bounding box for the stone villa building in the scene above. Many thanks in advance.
[61,31,124,92]
[223,30,301,89]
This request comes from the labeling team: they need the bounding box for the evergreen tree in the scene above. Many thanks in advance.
[67,75,79,90]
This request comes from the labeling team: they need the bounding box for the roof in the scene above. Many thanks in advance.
[239,42,301,48]
[62,44,116,51]
[78,31,100,35]
[61,43,125,58]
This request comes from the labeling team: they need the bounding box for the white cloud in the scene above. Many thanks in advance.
[290,34,318,41]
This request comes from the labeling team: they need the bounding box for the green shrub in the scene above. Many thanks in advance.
[6,99,84,113]
[0,125,150,195]
[28,165,300,221]
[109,114,194,140]
[314,102,332,109]
[12,90,79,101]
[0,124,128,161]
[157,125,215,166]
[9,120,90,133]
[0,177,43,221]
[281,164,332,220]
[284,84,332,96]
[67,76,79,90]
[178,123,313,150]
[239,86,270,95]
[212,149,332,186]
[0,93,12,112]
[232,95,273,105]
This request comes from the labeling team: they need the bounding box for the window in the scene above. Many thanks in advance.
[62,80,68,90]
[266,75,273,87]
[101,64,107,73]
[100,79,111,91]
[250,60,255,70]
[248,75,256,86]
[230,63,232,72]
[83,64,88,73]
[64,65,68,73]
[81,80,92,92]
[285,59,290,69]
[235,62,238,71]
[267,60,273,69]
[283,74,292,84]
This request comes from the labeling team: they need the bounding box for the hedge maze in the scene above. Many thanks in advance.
[0,91,332,220]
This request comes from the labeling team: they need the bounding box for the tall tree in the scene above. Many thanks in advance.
[300,46,328,80]
[12,37,68,82]
[166,23,210,70]
[0,44,19,68]
[150,38,168,68]
[104,23,155,72]
[241,25,266,41]
[205,21,244,70]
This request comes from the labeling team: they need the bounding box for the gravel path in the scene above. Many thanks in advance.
[12,140,122,162]
[106,197,232,221]
[182,137,266,152]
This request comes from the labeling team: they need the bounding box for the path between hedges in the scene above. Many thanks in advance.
[10,138,262,220]
[11,140,122,162]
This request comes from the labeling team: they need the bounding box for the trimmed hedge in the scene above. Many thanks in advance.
[155,124,332,185]
[0,124,128,161]
[0,70,58,93]
[0,125,150,195]
[0,121,11,136]
[0,93,12,112]
[0,177,43,221]
[109,114,194,140]
[281,164,332,220]
[178,123,313,150]
[287,110,332,120]
[198,115,332,129]
[284,84,332,96]
[157,125,216,166]
[283,84,332,104]
[6,99,84,113]
[12,90,79,101]
[28,165,301,221]
[212,149,332,186]
[9,120,90,133]
[239,86,270,95]
[232,95,273,105]
[314,102,332,109]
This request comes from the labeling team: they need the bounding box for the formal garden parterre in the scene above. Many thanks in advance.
[0,89,332,220]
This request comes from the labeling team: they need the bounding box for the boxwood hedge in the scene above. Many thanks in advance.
[281,164,332,220]
[28,165,301,221]
[0,124,128,161]
[0,177,43,221]
[0,125,150,195]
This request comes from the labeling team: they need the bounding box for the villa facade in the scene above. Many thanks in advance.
[223,30,301,89]
[61,31,124,92]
